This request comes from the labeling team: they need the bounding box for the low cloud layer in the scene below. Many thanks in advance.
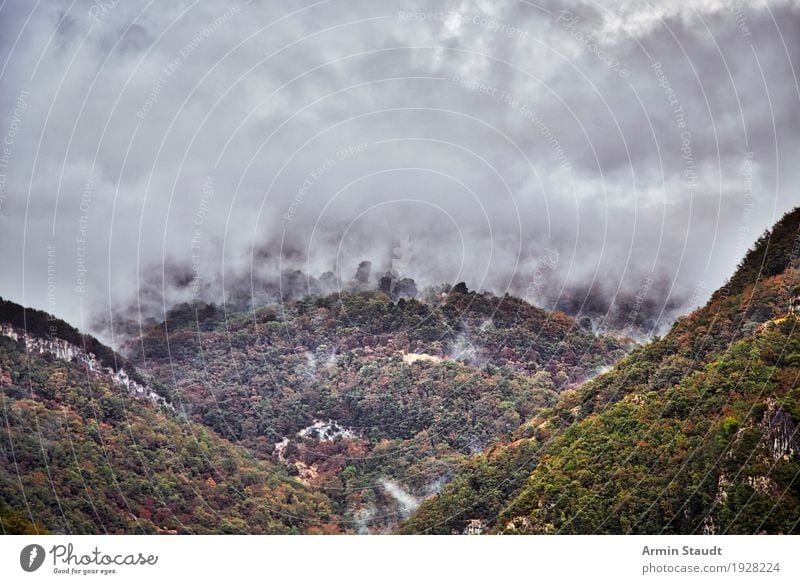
[1,0,798,339]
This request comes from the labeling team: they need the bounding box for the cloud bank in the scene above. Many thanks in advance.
[0,0,798,339]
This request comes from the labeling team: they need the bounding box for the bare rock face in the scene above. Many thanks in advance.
[761,398,799,460]
[1,324,167,409]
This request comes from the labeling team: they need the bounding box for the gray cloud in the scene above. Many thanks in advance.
[0,0,798,339]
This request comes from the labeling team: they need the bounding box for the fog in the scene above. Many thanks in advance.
[1,0,798,341]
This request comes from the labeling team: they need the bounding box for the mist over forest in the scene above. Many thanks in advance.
[0,0,798,343]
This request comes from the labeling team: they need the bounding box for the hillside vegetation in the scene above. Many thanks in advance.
[0,316,339,534]
[402,207,800,534]
[129,288,623,532]
[6,208,800,535]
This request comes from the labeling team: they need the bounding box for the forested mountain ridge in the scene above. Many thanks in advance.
[128,287,625,532]
[1,284,624,533]
[402,207,800,534]
[0,301,340,534]
[8,206,799,535]
[0,299,156,392]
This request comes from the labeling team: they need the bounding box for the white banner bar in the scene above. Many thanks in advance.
[2,535,798,583]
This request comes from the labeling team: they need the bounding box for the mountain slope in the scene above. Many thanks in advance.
[499,320,800,534]
[403,207,800,534]
[0,302,340,534]
[130,288,625,532]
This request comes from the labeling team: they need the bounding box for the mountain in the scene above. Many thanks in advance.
[402,207,800,534]
[1,284,623,534]
[126,287,624,532]
[9,209,798,535]
[0,298,339,534]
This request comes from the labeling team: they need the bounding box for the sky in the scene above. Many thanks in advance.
[0,0,798,341]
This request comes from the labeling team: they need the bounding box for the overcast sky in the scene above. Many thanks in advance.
[1,0,798,339]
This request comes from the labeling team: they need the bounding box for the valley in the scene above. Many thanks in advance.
[3,208,800,534]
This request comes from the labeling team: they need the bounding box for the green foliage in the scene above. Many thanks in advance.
[495,324,800,534]
[0,340,339,534]
[404,208,800,534]
[720,207,800,298]
[0,499,49,534]
[128,290,621,532]
[8,207,799,535]
[0,297,168,399]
